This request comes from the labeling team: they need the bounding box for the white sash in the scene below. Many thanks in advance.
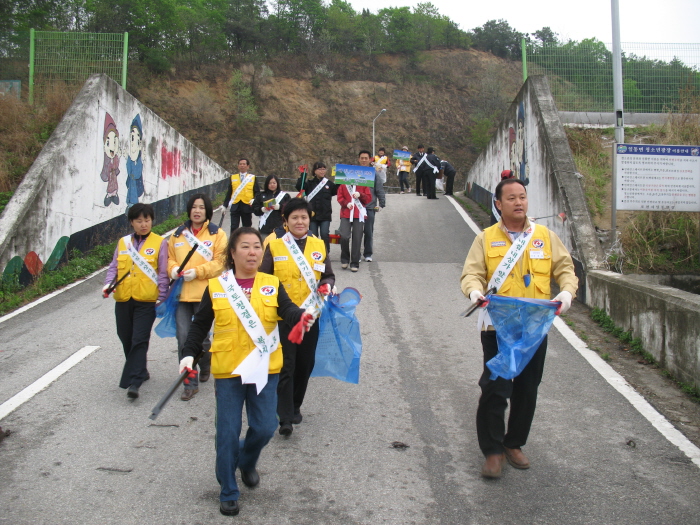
[305,178,327,203]
[259,191,288,230]
[182,229,213,261]
[218,270,280,394]
[230,173,255,206]
[415,154,439,174]
[123,234,158,285]
[348,185,367,223]
[477,224,536,330]
[281,232,323,311]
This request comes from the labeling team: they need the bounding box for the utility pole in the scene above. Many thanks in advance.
[611,0,624,237]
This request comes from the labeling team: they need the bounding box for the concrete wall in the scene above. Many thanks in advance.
[465,75,606,301]
[0,74,229,281]
[588,270,700,390]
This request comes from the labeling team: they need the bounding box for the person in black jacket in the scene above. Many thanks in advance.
[417,147,441,200]
[253,174,291,235]
[296,161,337,252]
[440,159,457,196]
[410,145,426,196]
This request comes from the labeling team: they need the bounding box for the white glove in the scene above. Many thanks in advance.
[182,269,197,282]
[352,191,360,199]
[331,285,339,295]
[170,267,180,279]
[179,356,194,374]
[346,202,354,209]
[304,307,316,329]
[552,291,572,315]
[248,199,255,206]
[271,204,280,210]
[469,290,486,305]
[102,284,111,293]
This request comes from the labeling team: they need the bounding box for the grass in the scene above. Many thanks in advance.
[590,307,700,403]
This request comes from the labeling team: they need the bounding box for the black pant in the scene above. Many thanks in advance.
[424,173,437,199]
[230,207,252,232]
[115,299,156,389]
[476,331,547,456]
[445,173,455,195]
[399,171,410,191]
[277,321,320,425]
[415,171,422,194]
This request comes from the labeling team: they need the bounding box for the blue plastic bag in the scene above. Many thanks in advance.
[154,277,184,338]
[311,287,363,384]
[485,295,559,380]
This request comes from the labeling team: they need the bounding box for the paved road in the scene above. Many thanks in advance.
[1,194,699,524]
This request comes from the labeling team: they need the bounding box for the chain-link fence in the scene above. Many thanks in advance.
[524,41,700,113]
[0,30,127,104]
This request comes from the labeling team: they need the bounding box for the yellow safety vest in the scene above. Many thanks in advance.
[208,272,284,378]
[114,233,164,302]
[230,173,255,204]
[268,236,325,305]
[484,223,552,299]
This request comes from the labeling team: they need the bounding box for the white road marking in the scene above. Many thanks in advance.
[0,345,100,421]
[449,194,700,469]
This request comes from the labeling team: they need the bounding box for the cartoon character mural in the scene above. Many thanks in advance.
[100,113,120,206]
[125,114,145,211]
[509,102,529,186]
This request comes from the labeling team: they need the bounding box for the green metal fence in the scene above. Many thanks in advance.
[0,30,127,104]
[524,41,700,113]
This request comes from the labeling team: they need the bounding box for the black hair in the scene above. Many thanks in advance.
[358,150,372,158]
[238,158,250,167]
[128,203,155,221]
[264,174,281,193]
[186,193,213,222]
[312,161,327,173]
[225,227,263,271]
[282,197,311,220]
[417,144,424,149]
[427,147,435,154]
[378,147,386,153]
[495,179,527,201]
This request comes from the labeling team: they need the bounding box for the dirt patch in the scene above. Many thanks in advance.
[457,193,700,450]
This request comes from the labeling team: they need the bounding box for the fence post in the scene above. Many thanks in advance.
[121,32,128,90]
[28,28,35,105]
[521,38,527,83]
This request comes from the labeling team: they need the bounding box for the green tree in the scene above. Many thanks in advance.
[470,19,523,59]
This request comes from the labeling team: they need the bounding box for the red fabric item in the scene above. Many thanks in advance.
[183,367,197,385]
[288,313,313,344]
[337,184,372,219]
[318,283,331,296]
[191,227,202,236]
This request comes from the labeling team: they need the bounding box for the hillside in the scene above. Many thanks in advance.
[130,49,523,189]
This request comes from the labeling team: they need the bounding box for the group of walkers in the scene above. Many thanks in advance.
[101,147,465,516]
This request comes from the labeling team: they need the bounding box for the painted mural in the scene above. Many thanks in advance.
[0,74,230,288]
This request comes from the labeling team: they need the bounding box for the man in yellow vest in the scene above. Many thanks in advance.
[460,178,578,479]
[223,158,260,233]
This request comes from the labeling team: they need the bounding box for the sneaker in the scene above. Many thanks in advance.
[350,266,358,272]
[400,191,404,194]
[341,263,348,269]
[279,424,293,436]
[364,256,373,262]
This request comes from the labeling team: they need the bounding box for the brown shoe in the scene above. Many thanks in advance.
[504,447,530,469]
[180,388,199,401]
[481,453,505,479]
[199,369,211,382]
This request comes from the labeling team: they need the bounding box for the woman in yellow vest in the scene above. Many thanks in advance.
[396,145,412,193]
[259,198,335,436]
[103,203,169,399]
[178,227,313,516]
[167,193,228,401]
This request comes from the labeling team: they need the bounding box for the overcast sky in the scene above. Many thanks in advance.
[345,0,700,44]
